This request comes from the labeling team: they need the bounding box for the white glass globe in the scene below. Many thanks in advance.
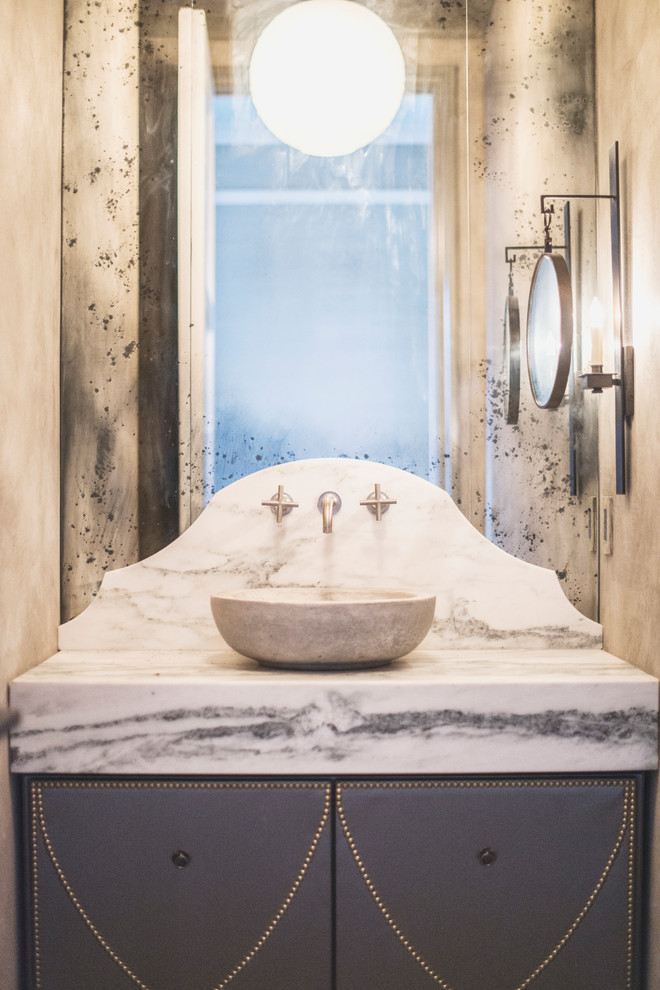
[249,0,406,157]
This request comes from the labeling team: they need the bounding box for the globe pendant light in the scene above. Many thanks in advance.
[249,0,406,157]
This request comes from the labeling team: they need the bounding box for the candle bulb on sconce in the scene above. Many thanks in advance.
[588,296,605,369]
[579,294,622,394]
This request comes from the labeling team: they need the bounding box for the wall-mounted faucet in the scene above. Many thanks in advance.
[263,485,394,530]
[261,485,299,523]
[360,484,397,521]
[317,491,342,533]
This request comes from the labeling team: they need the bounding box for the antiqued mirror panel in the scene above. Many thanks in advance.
[173,3,478,525]
[477,0,598,616]
[61,0,598,623]
[209,93,436,496]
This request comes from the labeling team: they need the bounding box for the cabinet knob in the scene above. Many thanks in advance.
[172,850,191,869]
[478,847,497,866]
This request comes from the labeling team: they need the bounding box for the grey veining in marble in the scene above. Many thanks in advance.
[12,460,657,776]
[58,459,602,652]
[10,648,657,774]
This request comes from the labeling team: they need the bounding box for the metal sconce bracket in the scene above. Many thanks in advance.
[504,242,568,292]
[504,244,567,264]
[539,142,633,495]
[579,345,634,414]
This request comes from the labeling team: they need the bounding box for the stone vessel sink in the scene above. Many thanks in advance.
[210,588,436,670]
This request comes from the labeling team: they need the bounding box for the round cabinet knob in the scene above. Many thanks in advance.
[478,847,497,866]
[172,850,191,869]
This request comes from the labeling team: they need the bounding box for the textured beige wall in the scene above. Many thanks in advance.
[0,0,63,986]
[595,0,660,984]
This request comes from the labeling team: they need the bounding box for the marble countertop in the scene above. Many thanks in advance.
[10,647,658,776]
[12,462,657,778]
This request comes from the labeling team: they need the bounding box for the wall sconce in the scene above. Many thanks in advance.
[249,0,406,157]
[530,143,634,494]
[579,296,634,405]
[582,296,605,370]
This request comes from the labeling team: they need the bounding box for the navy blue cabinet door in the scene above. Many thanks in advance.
[335,778,640,990]
[28,778,332,990]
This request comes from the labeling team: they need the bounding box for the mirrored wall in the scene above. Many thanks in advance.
[61,0,599,621]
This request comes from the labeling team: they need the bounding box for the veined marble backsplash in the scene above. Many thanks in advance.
[59,458,601,652]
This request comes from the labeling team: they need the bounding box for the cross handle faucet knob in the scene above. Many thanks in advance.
[360,484,397,522]
[261,485,299,524]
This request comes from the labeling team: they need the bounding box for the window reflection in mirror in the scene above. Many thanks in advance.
[210,93,438,495]
[61,0,598,624]
[174,4,474,522]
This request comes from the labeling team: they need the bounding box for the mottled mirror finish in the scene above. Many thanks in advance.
[61,0,599,623]
[481,0,598,617]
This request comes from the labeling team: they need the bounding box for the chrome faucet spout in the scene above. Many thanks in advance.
[322,494,335,533]
[317,491,342,533]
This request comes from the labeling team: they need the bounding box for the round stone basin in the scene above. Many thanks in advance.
[210,588,436,670]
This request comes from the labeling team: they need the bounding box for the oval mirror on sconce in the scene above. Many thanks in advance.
[526,253,573,409]
[503,294,521,424]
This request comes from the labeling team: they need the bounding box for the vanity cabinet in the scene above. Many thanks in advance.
[26,779,333,990]
[25,775,641,990]
[335,778,640,990]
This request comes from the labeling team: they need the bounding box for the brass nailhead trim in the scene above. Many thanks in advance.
[627,792,636,982]
[336,779,635,990]
[30,784,41,990]
[31,780,331,990]
[213,785,331,990]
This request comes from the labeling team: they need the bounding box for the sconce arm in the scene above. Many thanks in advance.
[578,346,634,417]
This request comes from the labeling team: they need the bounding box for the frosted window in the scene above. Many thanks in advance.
[207,94,436,492]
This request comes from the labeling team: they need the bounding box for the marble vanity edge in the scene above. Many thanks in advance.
[10,655,658,775]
